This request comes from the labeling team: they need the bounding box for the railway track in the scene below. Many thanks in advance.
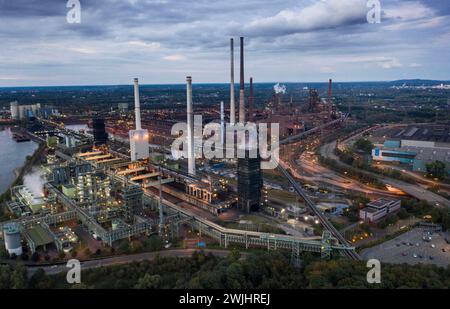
[278,164,361,261]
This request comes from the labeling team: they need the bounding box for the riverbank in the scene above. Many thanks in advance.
[0,137,46,221]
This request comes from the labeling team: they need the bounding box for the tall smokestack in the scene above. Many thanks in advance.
[249,77,254,123]
[239,37,245,124]
[328,79,333,105]
[220,101,225,145]
[328,79,333,115]
[134,78,142,130]
[230,38,236,125]
[186,76,195,176]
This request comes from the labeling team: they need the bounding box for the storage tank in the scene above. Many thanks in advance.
[3,223,22,256]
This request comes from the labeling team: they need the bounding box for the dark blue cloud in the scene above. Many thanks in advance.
[0,0,448,86]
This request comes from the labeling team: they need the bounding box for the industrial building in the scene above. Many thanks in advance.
[6,185,57,217]
[92,118,109,147]
[235,37,263,213]
[360,198,401,223]
[119,184,144,224]
[50,160,93,185]
[10,101,42,120]
[371,125,450,174]
[129,78,150,161]
[2,223,22,256]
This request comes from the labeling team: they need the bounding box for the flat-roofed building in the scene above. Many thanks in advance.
[360,198,401,223]
[371,124,450,175]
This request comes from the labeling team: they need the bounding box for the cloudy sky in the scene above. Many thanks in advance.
[0,0,449,86]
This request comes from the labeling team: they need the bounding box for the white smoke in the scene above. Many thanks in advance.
[23,168,45,197]
[273,83,287,94]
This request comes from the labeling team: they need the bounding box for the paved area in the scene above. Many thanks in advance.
[361,228,450,268]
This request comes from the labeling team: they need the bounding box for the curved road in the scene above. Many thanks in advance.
[321,141,450,208]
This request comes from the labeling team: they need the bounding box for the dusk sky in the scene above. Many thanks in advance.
[0,0,449,86]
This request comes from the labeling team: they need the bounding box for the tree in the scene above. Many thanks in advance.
[228,248,241,262]
[397,208,410,220]
[118,241,130,254]
[354,138,374,154]
[135,274,161,289]
[11,266,28,288]
[426,161,447,180]
[143,236,164,252]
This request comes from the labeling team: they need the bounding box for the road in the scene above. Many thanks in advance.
[321,141,450,208]
[294,154,403,197]
[377,163,450,192]
[27,249,238,276]
[277,163,361,261]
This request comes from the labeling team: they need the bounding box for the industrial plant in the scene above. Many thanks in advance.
[0,36,360,265]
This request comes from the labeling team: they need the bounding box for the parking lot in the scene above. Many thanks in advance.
[361,228,450,268]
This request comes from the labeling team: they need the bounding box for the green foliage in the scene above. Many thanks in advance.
[1,250,450,289]
[354,138,374,154]
[143,236,164,252]
[402,199,450,231]
[135,274,161,289]
[377,215,399,229]
[0,245,10,259]
[426,161,448,181]
[0,265,28,289]
[305,260,450,289]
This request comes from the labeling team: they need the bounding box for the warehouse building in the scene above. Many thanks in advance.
[371,125,450,175]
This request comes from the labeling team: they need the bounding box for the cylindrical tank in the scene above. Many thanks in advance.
[112,220,120,231]
[3,223,22,256]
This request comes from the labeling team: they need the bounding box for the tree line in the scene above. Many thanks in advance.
[1,250,449,289]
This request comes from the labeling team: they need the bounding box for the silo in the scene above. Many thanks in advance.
[3,223,22,256]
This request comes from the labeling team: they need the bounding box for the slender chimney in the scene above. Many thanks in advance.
[249,77,254,123]
[220,101,225,145]
[134,78,142,130]
[230,38,236,125]
[239,37,245,124]
[186,76,195,176]
[328,79,333,105]
[328,79,333,112]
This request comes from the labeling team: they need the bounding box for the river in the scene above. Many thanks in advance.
[0,127,38,194]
